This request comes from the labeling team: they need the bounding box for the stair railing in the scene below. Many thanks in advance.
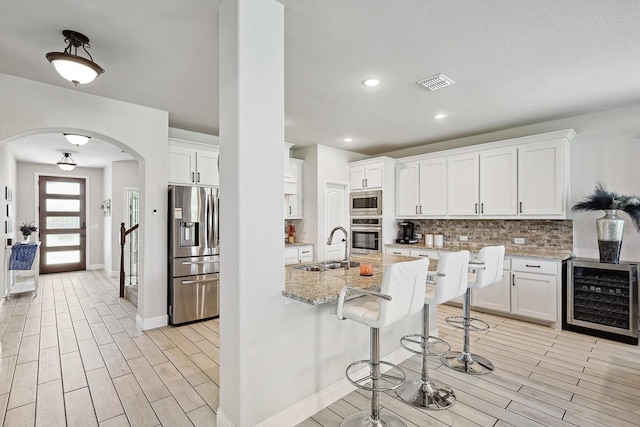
[120,222,139,297]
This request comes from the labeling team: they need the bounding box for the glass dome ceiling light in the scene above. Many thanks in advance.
[46,30,105,85]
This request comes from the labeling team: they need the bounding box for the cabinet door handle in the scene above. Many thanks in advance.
[418,254,428,258]
[197,172,200,183]
[289,206,292,215]
[392,251,402,255]
[525,264,541,268]
[512,274,515,286]
[416,205,419,214]
[420,205,423,214]
[475,203,478,214]
[365,178,368,187]
[481,203,484,214]
[519,202,523,213]
[301,250,310,254]
[191,172,195,183]
[362,179,365,188]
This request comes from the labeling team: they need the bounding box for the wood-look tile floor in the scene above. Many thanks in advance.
[299,304,640,427]
[0,270,219,427]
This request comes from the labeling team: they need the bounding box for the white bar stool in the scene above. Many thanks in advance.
[441,245,505,375]
[396,250,470,410]
[335,258,429,427]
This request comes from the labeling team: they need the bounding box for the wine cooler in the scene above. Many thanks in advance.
[565,259,638,344]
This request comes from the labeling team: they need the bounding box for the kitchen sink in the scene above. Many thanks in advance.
[293,260,360,272]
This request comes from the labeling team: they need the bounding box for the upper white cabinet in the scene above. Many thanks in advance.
[480,147,518,216]
[397,129,575,219]
[168,141,219,186]
[446,153,479,216]
[396,158,446,217]
[518,140,565,216]
[285,159,304,219]
[351,162,383,190]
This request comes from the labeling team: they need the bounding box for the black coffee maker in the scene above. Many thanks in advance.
[396,221,418,244]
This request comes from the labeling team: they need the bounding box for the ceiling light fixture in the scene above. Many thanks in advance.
[343,137,353,143]
[46,30,105,85]
[64,133,91,146]
[362,78,382,87]
[433,113,449,119]
[57,153,77,171]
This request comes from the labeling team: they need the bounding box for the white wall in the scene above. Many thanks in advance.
[103,163,113,273]
[106,160,139,275]
[383,102,640,262]
[0,73,169,328]
[0,144,17,296]
[15,162,104,269]
[293,144,365,260]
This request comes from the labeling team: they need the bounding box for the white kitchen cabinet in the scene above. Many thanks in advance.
[471,257,559,323]
[285,245,313,265]
[518,140,565,216]
[479,147,518,216]
[285,159,304,219]
[510,258,558,322]
[385,246,411,256]
[168,144,219,186]
[350,162,383,190]
[471,258,512,313]
[446,153,479,216]
[410,248,439,259]
[396,158,446,217]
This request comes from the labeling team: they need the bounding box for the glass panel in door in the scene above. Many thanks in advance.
[39,176,86,273]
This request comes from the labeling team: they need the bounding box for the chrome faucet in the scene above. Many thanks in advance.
[327,226,350,269]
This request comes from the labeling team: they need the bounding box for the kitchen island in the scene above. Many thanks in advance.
[283,253,434,304]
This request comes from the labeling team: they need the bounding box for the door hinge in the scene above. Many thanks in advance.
[168,305,172,316]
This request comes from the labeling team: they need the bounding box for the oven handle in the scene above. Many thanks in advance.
[351,226,382,232]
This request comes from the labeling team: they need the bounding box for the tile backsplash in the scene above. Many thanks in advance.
[404,219,573,252]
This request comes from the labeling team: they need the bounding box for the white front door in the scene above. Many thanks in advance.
[324,182,348,261]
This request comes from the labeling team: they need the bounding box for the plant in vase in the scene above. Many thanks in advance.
[571,182,640,263]
[18,221,38,243]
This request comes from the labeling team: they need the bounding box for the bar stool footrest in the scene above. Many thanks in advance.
[400,334,450,356]
[444,315,490,332]
[345,359,406,392]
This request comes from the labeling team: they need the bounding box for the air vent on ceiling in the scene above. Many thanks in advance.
[416,74,455,91]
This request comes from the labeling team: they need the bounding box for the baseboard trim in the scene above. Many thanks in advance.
[136,314,168,331]
[87,264,104,271]
[216,409,234,427]
[252,346,413,427]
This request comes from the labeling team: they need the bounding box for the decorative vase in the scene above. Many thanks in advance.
[21,234,31,244]
[596,209,624,263]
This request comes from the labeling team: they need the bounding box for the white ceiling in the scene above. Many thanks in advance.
[1,0,640,167]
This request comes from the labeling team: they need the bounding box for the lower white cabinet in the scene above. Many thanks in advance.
[285,245,313,265]
[472,257,559,323]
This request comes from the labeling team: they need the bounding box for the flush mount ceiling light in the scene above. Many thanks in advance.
[433,113,449,119]
[57,152,77,171]
[417,73,455,91]
[63,133,91,146]
[343,137,353,143]
[362,78,382,87]
[46,30,105,85]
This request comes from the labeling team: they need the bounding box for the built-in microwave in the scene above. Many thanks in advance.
[350,190,382,216]
[351,217,382,254]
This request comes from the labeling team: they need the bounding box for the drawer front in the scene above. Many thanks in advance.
[410,248,438,259]
[511,258,557,275]
[298,246,313,258]
[387,247,411,256]
[173,255,220,277]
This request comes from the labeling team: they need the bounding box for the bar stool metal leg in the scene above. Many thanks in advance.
[441,289,494,375]
[396,305,456,410]
[341,328,407,427]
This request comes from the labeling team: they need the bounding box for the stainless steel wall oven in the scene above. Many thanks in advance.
[564,258,638,345]
[351,217,382,254]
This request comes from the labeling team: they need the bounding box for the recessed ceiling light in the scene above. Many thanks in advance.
[434,113,448,119]
[343,137,353,143]
[362,78,382,87]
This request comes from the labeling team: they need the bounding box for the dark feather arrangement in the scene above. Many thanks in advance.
[572,181,640,232]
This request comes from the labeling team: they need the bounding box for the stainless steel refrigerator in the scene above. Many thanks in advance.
[168,185,219,325]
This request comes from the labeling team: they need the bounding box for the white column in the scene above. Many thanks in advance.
[218,1,285,426]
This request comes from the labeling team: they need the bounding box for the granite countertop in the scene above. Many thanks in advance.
[384,243,573,260]
[283,254,433,305]
[285,242,313,247]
